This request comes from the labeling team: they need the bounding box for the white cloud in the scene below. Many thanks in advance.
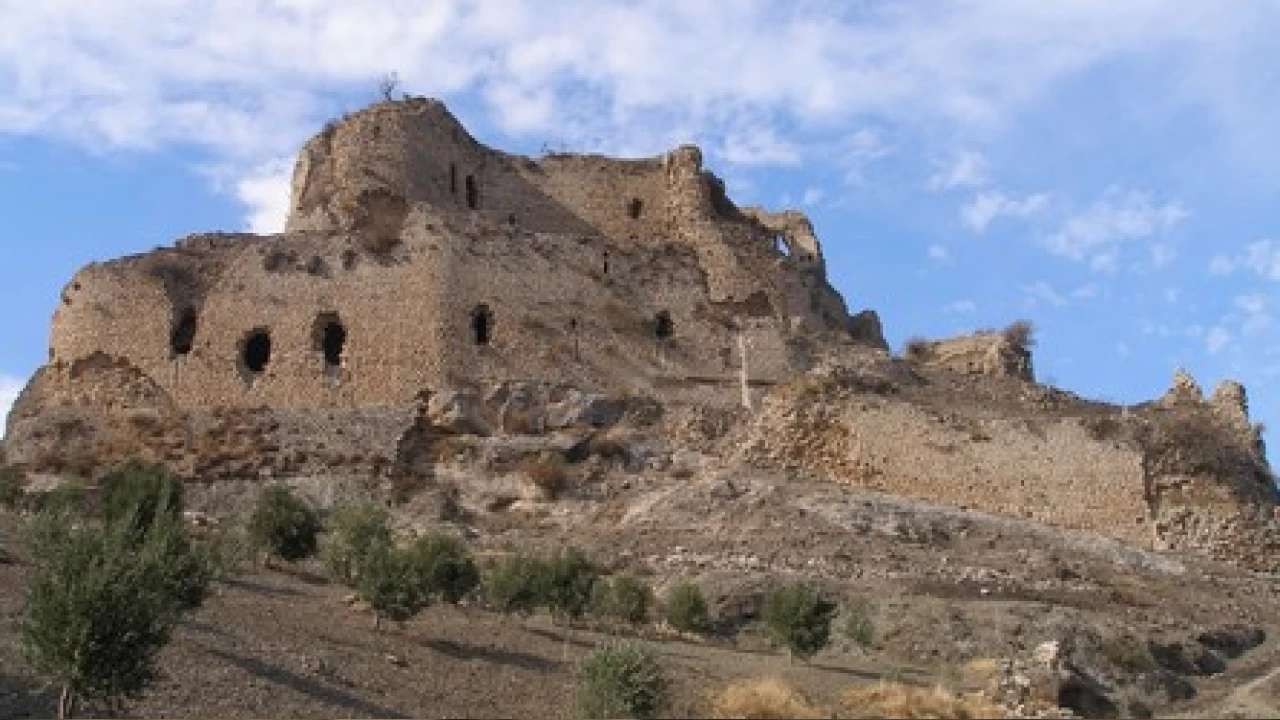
[719,125,802,166]
[235,158,294,234]
[961,190,1049,233]
[801,187,825,207]
[1,2,1278,230]
[927,244,952,263]
[837,128,893,185]
[928,149,988,190]
[1020,280,1067,308]
[1206,325,1231,355]
[0,374,23,438]
[943,299,977,314]
[1150,242,1176,269]
[1209,253,1235,276]
[1243,239,1280,281]
[1043,186,1188,270]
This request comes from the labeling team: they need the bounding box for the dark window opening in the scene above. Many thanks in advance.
[170,309,198,357]
[465,175,478,209]
[472,304,493,345]
[628,198,643,219]
[507,213,517,226]
[603,250,610,275]
[241,329,272,375]
[654,311,674,340]
[449,164,458,195]
[313,313,347,367]
[775,234,791,257]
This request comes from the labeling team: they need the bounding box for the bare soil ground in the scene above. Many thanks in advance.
[5,469,1280,718]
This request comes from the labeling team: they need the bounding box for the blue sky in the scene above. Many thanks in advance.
[2,1,1280,452]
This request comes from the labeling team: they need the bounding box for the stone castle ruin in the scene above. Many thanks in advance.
[4,98,1277,571]
[41,98,875,415]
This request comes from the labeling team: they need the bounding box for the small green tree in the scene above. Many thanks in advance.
[354,543,428,630]
[762,582,835,661]
[405,532,479,604]
[575,640,668,720]
[99,460,183,536]
[322,502,393,585]
[484,553,544,617]
[538,546,599,621]
[21,503,211,718]
[590,574,650,626]
[663,582,710,634]
[247,485,321,562]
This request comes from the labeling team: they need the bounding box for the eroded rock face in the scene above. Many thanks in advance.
[904,327,1034,381]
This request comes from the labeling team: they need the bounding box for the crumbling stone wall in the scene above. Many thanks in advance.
[39,98,870,417]
[906,329,1034,381]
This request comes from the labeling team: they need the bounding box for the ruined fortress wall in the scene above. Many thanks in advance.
[745,398,1154,548]
[45,217,813,412]
[41,98,854,417]
[284,100,838,317]
[49,227,459,411]
[289,100,697,243]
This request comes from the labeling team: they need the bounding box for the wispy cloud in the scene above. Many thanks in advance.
[961,190,1049,233]
[927,244,952,263]
[943,299,977,314]
[236,158,294,235]
[1043,186,1188,271]
[928,149,988,190]
[3,2,1275,229]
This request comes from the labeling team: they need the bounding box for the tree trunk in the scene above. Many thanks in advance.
[58,686,73,719]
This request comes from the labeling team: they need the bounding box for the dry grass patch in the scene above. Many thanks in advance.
[709,678,824,719]
[837,682,1006,719]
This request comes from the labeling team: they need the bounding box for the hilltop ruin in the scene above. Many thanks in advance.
[2,98,1276,571]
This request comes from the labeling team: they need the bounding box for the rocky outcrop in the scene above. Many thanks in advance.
[904,326,1034,381]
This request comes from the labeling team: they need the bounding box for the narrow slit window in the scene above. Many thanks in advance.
[170,308,198,357]
[465,175,478,209]
[314,313,347,368]
[654,311,673,340]
[472,304,493,345]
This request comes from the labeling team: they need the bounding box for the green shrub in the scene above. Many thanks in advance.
[575,640,668,720]
[247,485,321,562]
[664,582,710,634]
[0,465,25,509]
[21,501,211,718]
[322,502,392,585]
[590,574,650,625]
[538,546,600,621]
[485,553,545,616]
[762,582,836,660]
[841,598,876,648]
[354,543,428,629]
[40,478,89,517]
[405,532,479,604]
[100,460,182,537]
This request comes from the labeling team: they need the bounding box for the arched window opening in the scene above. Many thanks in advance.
[654,311,674,341]
[628,198,643,219]
[465,175,478,209]
[170,308,198,357]
[471,304,493,345]
[775,234,791,257]
[449,163,458,195]
[313,313,347,368]
[241,329,272,376]
[602,250,610,275]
